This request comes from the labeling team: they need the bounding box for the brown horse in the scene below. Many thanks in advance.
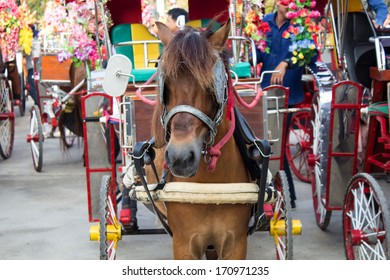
[145,20,254,260]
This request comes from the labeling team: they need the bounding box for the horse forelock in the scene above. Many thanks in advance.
[161,27,222,90]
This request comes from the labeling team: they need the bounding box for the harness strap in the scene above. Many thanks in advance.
[205,75,236,172]
[206,106,235,172]
[234,108,271,235]
[133,140,173,237]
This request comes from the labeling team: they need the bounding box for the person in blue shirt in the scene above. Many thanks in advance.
[255,0,390,209]
[256,0,318,104]
[368,0,390,28]
[255,0,318,209]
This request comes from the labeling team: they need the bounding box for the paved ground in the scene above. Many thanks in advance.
[0,98,345,260]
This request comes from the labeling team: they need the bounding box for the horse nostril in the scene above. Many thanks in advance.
[165,150,171,165]
[185,151,195,167]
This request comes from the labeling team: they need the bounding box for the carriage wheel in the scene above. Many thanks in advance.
[286,109,311,183]
[0,76,15,160]
[99,175,121,260]
[312,164,332,229]
[15,51,25,116]
[63,128,76,148]
[310,93,332,230]
[271,170,293,260]
[343,173,390,260]
[18,72,26,116]
[29,105,43,172]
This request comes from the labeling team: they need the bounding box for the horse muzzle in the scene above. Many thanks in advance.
[164,139,202,178]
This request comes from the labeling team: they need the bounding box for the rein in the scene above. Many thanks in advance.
[233,84,264,109]
[205,75,235,172]
[135,71,158,106]
[205,76,265,172]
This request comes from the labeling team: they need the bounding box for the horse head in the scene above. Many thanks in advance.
[153,20,231,178]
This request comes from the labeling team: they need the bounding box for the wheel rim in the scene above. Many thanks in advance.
[0,77,14,159]
[64,128,76,148]
[343,173,390,260]
[18,74,25,116]
[310,94,331,229]
[29,105,43,171]
[100,175,121,260]
[286,110,311,183]
[272,170,293,260]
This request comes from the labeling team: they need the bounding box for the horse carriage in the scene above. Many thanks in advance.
[0,0,38,161]
[81,0,307,260]
[0,49,28,161]
[301,0,390,259]
[0,51,15,160]
[25,34,86,172]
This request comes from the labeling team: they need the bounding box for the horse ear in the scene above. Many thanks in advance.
[156,21,174,46]
[208,19,231,52]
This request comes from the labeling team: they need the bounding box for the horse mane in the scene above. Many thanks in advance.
[160,26,226,90]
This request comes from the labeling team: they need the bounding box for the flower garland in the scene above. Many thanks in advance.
[0,0,36,61]
[58,0,100,67]
[281,0,321,66]
[231,0,270,53]
[18,1,37,56]
[40,0,112,68]
[0,0,20,62]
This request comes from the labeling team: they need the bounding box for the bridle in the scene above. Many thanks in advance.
[158,58,231,170]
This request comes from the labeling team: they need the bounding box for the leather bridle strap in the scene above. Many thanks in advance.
[162,105,218,138]
[133,141,173,237]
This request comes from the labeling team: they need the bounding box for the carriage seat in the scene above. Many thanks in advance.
[230,62,252,78]
[110,23,162,82]
[187,18,221,31]
[343,12,376,88]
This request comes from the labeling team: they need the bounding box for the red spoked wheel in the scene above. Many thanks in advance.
[343,173,390,260]
[0,76,15,160]
[310,94,332,230]
[99,175,121,260]
[271,170,293,260]
[286,109,311,183]
[29,105,43,172]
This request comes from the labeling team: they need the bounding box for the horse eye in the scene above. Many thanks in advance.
[207,88,217,103]
[163,85,170,104]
